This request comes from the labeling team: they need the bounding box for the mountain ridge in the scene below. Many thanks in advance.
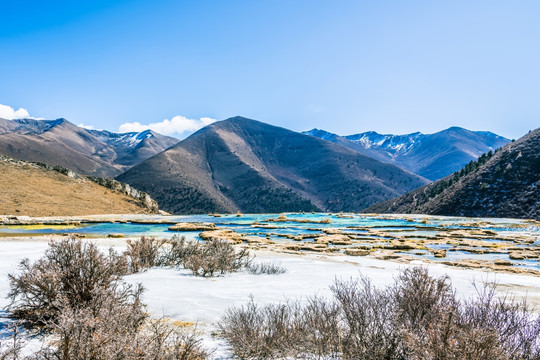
[0,117,179,177]
[304,127,510,180]
[365,127,540,220]
[117,116,429,214]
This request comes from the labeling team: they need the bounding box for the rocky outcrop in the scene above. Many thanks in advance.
[87,176,158,213]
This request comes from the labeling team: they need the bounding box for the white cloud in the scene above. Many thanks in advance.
[0,104,31,120]
[118,115,216,138]
[0,104,44,120]
[78,123,95,130]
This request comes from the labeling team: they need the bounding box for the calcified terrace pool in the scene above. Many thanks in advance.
[1,213,539,274]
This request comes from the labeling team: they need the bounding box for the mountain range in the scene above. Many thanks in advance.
[1,114,528,218]
[117,117,429,214]
[0,117,178,177]
[366,127,540,220]
[304,127,509,180]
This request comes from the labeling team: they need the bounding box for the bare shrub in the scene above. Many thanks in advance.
[246,261,287,275]
[332,277,405,359]
[182,239,252,277]
[4,238,209,359]
[160,236,200,267]
[7,238,128,325]
[124,236,165,273]
[0,322,24,360]
[455,284,540,360]
[33,287,207,360]
[220,299,298,359]
[220,267,540,360]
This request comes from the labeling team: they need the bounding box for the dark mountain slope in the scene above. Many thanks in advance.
[304,127,509,180]
[366,128,540,220]
[117,117,429,214]
[0,118,178,177]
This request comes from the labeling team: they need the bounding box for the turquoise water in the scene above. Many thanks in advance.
[1,213,538,271]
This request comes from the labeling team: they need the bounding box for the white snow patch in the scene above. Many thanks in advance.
[1,240,539,359]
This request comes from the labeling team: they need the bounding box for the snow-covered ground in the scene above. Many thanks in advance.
[1,237,539,358]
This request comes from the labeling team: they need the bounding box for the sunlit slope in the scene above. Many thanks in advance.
[0,157,157,217]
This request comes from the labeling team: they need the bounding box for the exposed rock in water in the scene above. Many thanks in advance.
[107,233,125,238]
[316,234,352,245]
[199,229,244,244]
[432,249,447,258]
[344,249,370,256]
[168,222,216,231]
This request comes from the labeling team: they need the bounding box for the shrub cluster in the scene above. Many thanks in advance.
[178,238,252,277]
[128,236,255,277]
[3,238,208,360]
[7,239,129,325]
[125,236,166,272]
[220,267,540,360]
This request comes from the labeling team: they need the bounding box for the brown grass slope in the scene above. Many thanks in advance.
[117,117,429,214]
[0,118,178,177]
[0,156,158,216]
[366,127,540,220]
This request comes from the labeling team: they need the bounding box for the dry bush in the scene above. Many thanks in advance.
[246,261,287,275]
[332,276,405,359]
[124,236,166,273]
[220,299,301,359]
[1,287,207,360]
[219,267,540,360]
[7,238,128,325]
[34,287,207,360]
[4,238,208,359]
[160,236,200,267]
[180,239,252,277]
[0,322,24,360]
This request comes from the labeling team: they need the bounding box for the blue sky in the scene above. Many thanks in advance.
[1,0,539,139]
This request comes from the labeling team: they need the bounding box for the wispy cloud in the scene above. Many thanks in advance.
[78,123,95,130]
[0,104,42,120]
[118,115,216,138]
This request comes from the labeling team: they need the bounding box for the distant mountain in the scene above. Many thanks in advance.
[366,128,540,220]
[117,117,429,214]
[0,155,158,216]
[304,127,510,180]
[0,118,178,177]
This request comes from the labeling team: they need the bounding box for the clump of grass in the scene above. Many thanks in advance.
[246,261,287,275]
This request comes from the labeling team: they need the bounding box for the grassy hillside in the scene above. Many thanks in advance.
[0,156,158,216]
